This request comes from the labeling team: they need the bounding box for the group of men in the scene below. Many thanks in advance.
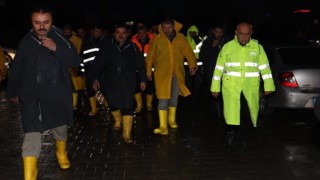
[5,6,275,180]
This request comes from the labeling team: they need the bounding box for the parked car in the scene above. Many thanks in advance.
[260,44,320,116]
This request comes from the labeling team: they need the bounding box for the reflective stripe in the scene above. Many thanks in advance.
[225,62,240,67]
[184,62,203,65]
[213,76,221,80]
[224,71,241,77]
[83,57,95,63]
[245,62,258,67]
[83,48,99,54]
[262,74,272,80]
[224,71,260,77]
[259,64,269,70]
[245,72,259,77]
[152,68,154,71]
[144,53,147,57]
[215,65,224,70]
[80,63,84,67]
[193,49,200,53]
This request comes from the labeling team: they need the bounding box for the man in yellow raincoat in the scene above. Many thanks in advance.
[211,22,275,151]
[146,17,197,135]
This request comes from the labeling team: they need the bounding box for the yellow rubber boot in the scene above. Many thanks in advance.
[168,106,178,128]
[134,93,143,113]
[23,157,38,180]
[88,97,97,116]
[72,93,78,110]
[146,94,153,111]
[56,140,71,169]
[154,110,168,135]
[111,110,122,130]
[122,115,134,143]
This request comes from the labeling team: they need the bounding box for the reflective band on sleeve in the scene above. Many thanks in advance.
[83,48,100,54]
[152,68,154,71]
[224,71,241,77]
[184,62,203,66]
[259,64,269,70]
[80,63,84,67]
[193,49,200,53]
[83,57,95,63]
[225,62,240,67]
[262,74,273,80]
[213,76,221,80]
[215,65,224,70]
[245,62,258,67]
[144,53,147,57]
[245,72,260,77]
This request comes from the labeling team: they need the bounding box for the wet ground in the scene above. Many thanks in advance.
[1,89,320,180]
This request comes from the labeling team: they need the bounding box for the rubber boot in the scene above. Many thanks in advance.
[88,97,97,116]
[122,115,134,143]
[168,106,178,128]
[72,93,78,110]
[134,93,143,113]
[23,157,38,180]
[146,94,153,111]
[154,110,169,135]
[111,110,122,131]
[226,131,236,152]
[56,140,71,169]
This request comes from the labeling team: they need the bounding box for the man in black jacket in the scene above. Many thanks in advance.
[92,24,146,143]
[6,7,81,179]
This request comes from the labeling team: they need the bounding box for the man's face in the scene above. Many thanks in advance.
[32,12,52,38]
[138,29,147,40]
[91,28,103,39]
[77,28,86,39]
[236,24,252,46]
[63,28,72,39]
[162,23,174,37]
[213,28,224,40]
[114,27,128,44]
[188,31,197,38]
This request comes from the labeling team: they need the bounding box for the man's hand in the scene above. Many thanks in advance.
[92,80,100,92]
[212,92,220,98]
[147,75,152,81]
[265,91,274,95]
[189,67,197,76]
[140,82,146,91]
[41,37,56,51]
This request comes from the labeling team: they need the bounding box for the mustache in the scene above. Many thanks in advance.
[38,28,47,31]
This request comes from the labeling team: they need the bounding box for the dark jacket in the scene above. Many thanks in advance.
[93,39,146,109]
[6,28,81,133]
[199,35,228,88]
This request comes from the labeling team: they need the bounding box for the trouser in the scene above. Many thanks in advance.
[226,92,252,140]
[22,125,68,158]
[158,75,179,110]
[185,65,203,99]
[109,107,134,116]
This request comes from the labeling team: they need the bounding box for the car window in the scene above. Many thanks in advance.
[277,47,320,66]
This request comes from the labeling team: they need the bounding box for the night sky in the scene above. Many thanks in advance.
[1,0,320,48]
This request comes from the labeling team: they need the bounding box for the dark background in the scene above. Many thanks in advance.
[1,0,320,48]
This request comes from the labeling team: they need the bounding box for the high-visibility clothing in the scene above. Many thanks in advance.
[211,37,275,127]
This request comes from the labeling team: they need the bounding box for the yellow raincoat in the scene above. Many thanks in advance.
[69,33,85,90]
[146,20,197,99]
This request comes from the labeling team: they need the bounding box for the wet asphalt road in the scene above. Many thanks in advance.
[1,88,320,180]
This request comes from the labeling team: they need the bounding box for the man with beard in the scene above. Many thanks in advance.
[6,7,81,179]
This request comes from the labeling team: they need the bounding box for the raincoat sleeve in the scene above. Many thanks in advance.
[257,45,275,92]
[145,38,155,76]
[210,46,226,92]
[183,39,197,69]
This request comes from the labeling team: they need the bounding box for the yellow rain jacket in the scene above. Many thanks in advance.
[211,37,275,127]
[146,20,197,99]
[69,33,85,90]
